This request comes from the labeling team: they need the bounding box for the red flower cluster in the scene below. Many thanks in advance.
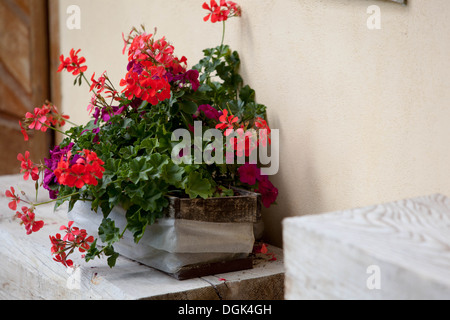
[215,111,272,158]
[15,206,44,235]
[5,187,45,235]
[230,128,257,158]
[120,65,171,105]
[50,221,95,268]
[203,0,241,23]
[54,149,105,189]
[120,30,188,105]
[42,102,71,127]
[255,117,271,147]
[57,48,88,76]
[90,72,118,99]
[23,103,70,138]
[17,151,39,181]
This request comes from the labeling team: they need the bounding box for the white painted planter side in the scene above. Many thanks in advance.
[69,201,255,274]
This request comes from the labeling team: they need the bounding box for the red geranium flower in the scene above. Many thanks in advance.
[5,187,20,211]
[50,221,95,268]
[19,121,29,141]
[41,103,70,127]
[203,0,241,23]
[54,149,105,189]
[231,128,258,157]
[255,117,272,147]
[216,109,239,133]
[58,48,88,76]
[90,72,107,93]
[25,108,48,132]
[15,206,44,235]
[17,151,39,181]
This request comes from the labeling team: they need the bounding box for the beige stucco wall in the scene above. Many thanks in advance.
[57,0,450,247]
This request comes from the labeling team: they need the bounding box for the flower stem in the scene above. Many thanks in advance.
[81,73,92,88]
[33,192,80,207]
[63,119,80,127]
[221,21,226,47]
[40,122,69,136]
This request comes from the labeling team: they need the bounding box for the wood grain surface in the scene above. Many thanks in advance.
[166,188,261,223]
[283,193,450,300]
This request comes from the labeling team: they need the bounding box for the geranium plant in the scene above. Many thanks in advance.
[5,1,278,268]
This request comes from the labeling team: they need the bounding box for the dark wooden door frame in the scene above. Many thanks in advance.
[48,0,62,114]
[0,0,54,175]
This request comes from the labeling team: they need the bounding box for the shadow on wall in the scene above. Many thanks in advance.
[259,114,328,248]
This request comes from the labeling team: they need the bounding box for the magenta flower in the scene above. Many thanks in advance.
[196,104,222,121]
[256,176,278,208]
[238,163,261,186]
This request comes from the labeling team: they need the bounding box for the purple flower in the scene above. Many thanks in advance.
[43,143,74,199]
[166,69,200,92]
[127,60,143,75]
[93,106,125,125]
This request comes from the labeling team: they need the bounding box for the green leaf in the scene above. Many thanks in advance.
[161,162,185,187]
[138,100,149,111]
[239,85,255,103]
[85,239,100,262]
[185,171,213,199]
[98,218,121,246]
[104,245,120,268]
[180,101,198,114]
[125,206,148,243]
[140,137,159,154]
[119,146,137,160]
[129,157,151,184]
[147,153,170,179]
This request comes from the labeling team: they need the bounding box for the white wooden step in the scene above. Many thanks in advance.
[283,194,450,300]
[0,175,284,300]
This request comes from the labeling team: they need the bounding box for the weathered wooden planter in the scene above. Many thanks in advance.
[70,188,261,280]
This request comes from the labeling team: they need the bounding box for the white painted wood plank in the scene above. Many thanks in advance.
[283,194,450,300]
[0,175,284,300]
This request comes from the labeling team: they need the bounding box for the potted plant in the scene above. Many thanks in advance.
[5,1,278,278]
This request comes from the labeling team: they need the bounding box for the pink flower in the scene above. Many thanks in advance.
[25,108,48,132]
[17,151,39,181]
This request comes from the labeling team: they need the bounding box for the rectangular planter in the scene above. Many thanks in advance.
[69,188,261,280]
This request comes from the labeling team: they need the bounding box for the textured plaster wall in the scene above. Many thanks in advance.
[58,0,450,247]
